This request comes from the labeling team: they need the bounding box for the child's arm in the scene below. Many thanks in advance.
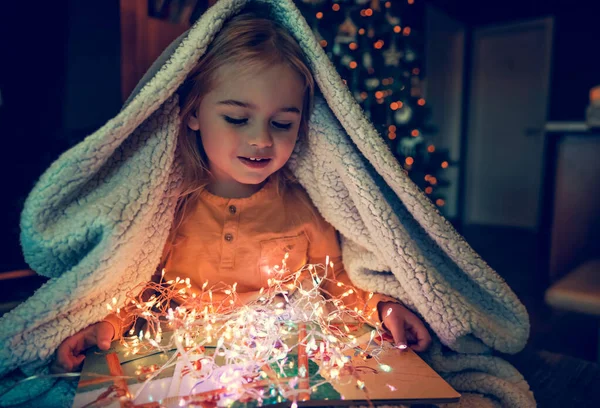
[317,257,398,326]
[101,259,171,341]
[308,220,431,351]
[102,311,132,341]
[101,282,159,341]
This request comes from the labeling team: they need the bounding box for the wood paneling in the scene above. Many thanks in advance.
[119,0,218,102]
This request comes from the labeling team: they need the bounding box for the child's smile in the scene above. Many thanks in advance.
[238,156,272,169]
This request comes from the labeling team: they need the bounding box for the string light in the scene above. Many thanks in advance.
[316,12,323,19]
[390,101,403,110]
[405,157,414,165]
[332,4,340,12]
[441,161,449,169]
[107,256,394,407]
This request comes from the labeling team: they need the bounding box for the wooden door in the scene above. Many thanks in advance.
[464,18,553,229]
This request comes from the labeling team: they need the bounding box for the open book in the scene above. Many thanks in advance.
[73,323,459,407]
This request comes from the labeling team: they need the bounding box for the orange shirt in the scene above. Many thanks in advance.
[105,178,396,338]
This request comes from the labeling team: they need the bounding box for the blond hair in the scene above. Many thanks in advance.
[164,5,316,261]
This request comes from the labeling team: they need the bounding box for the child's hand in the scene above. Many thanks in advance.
[50,321,114,373]
[378,301,432,352]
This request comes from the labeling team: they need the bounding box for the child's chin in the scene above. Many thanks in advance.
[236,174,271,186]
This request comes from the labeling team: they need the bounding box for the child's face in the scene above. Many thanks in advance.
[188,62,305,197]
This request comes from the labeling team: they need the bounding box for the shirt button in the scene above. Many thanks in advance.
[224,233,234,242]
[228,205,237,215]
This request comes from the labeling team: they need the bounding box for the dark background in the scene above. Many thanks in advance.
[2,1,599,272]
[1,0,599,367]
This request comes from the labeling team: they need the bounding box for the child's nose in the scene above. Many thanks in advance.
[247,126,274,148]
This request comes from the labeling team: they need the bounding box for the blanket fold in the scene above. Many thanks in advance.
[0,0,533,406]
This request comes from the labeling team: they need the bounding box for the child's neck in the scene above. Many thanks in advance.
[207,178,268,199]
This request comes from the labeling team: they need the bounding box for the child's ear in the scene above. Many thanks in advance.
[187,113,200,131]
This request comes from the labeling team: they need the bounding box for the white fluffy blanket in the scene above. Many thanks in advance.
[0,0,534,406]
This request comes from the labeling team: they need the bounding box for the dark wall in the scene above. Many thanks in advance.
[63,0,122,133]
[0,1,121,272]
[548,7,599,121]
[1,0,597,273]
[427,0,600,121]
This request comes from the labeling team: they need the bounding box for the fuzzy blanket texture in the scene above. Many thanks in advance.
[0,0,534,406]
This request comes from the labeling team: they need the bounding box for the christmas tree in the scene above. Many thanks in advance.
[296,0,451,212]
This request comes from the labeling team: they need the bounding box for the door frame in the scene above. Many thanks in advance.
[461,16,554,230]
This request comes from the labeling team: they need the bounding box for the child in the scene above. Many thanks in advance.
[2,1,533,406]
[50,5,431,374]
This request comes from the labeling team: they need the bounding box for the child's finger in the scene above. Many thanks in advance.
[409,328,431,352]
[75,353,86,364]
[94,322,114,350]
[415,325,432,351]
[410,337,429,351]
[54,340,77,372]
[405,330,417,345]
[384,318,407,350]
[405,314,432,352]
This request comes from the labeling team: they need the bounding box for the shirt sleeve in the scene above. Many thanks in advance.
[305,211,400,327]
[102,260,170,341]
[103,311,129,341]
[103,292,151,341]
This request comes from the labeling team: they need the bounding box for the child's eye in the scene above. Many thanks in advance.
[223,116,247,126]
[272,121,292,130]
